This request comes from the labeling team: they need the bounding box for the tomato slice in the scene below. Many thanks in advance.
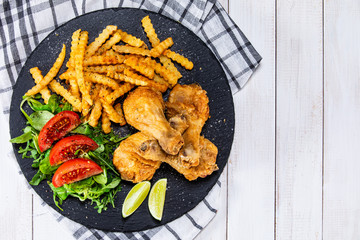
[38,111,80,152]
[52,158,103,188]
[49,135,99,166]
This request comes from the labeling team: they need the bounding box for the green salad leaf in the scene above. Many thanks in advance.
[29,110,54,131]
[11,94,127,213]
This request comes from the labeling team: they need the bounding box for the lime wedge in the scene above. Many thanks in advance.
[122,181,151,218]
[148,178,167,221]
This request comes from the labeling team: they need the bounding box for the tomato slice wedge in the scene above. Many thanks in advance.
[52,158,103,188]
[49,135,99,166]
[38,111,80,152]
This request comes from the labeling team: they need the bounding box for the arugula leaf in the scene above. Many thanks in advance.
[72,123,91,135]
[10,131,32,143]
[47,95,59,113]
[39,150,58,175]
[88,151,119,176]
[20,96,34,126]
[93,168,107,185]
[29,110,54,131]
[29,170,47,185]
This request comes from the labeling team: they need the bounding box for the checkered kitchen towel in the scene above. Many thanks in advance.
[0,0,261,239]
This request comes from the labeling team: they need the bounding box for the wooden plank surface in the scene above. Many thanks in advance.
[227,0,276,239]
[276,0,323,239]
[195,1,229,239]
[323,0,360,239]
[3,0,360,239]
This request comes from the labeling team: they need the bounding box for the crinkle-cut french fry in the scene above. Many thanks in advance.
[96,31,122,55]
[84,64,128,74]
[141,15,182,81]
[83,54,125,66]
[150,37,173,58]
[88,84,102,127]
[141,16,182,81]
[142,57,179,86]
[84,72,120,90]
[67,29,81,68]
[159,55,182,79]
[113,103,126,126]
[59,69,76,80]
[153,73,170,88]
[90,83,101,101]
[141,15,160,48]
[100,98,126,125]
[75,31,92,106]
[25,44,66,96]
[85,25,117,58]
[106,71,125,81]
[99,87,124,124]
[29,67,52,104]
[118,29,145,47]
[164,49,194,70]
[48,80,82,111]
[112,45,151,57]
[105,82,134,104]
[88,97,102,127]
[101,112,111,134]
[124,56,155,79]
[81,97,91,116]
[69,78,81,99]
[123,69,168,92]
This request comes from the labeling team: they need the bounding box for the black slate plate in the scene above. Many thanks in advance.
[9,8,234,232]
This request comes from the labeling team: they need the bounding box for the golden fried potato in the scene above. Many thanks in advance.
[101,112,111,134]
[123,69,167,92]
[124,56,154,79]
[25,44,66,96]
[142,57,179,86]
[141,16,160,47]
[84,64,128,74]
[75,31,93,106]
[67,29,81,68]
[84,54,125,66]
[105,82,134,104]
[96,31,122,55]
[112,45,151,57]
[84,72,120,90]
[150,37,173,58]
[164,49,193,70]
[85,25,117,58]
[29,67,51,104]
[88,84,103,127]
[118,29,145,47]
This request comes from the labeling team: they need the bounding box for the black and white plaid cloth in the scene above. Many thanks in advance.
[0,0,261,239]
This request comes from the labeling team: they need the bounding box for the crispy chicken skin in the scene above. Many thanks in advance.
[123,87,184,155]
[129,132,218,181]
[167,136,218,181]
[166,84,209,168]
[113,135,161,183]
[114,85,216,182]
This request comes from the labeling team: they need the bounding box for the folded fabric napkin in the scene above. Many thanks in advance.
[0,0,261,239]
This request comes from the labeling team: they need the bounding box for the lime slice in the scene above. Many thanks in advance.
[148,178,167,221]
[122,181,151,218]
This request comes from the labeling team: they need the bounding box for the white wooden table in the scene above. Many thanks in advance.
[1,0,360,239]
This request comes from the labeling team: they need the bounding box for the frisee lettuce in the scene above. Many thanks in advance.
[11,94,127,213]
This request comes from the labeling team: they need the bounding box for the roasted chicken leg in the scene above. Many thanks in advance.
[127,132,218,181]
[113,134,161,183]
[123,87,184,155]
[166,84,209,168]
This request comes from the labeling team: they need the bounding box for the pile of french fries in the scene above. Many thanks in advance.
[25,15,193,133]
